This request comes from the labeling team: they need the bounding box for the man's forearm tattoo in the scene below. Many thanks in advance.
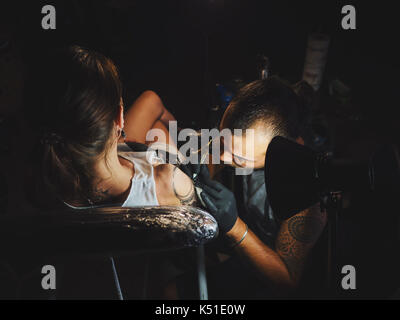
[276,231,305,281]
[287,215,325,243]
[276,206,326,282]
[172,166,198,206]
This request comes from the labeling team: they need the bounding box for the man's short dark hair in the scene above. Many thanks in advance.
[223,76,313,139]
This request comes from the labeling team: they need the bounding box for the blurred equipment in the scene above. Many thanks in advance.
[207,53,270,128]
[329,79,352,105]
[265,136,400,221]
[257,54,270,80]
[302,33,330,91]
[264,136,400,293]
[207,79,246,128]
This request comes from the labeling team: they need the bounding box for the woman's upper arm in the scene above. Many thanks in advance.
[153,164,198,207]
[124,91,164,143]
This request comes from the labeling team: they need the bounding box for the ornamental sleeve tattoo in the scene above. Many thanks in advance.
[172,166,199,207]
[275,204,327,284]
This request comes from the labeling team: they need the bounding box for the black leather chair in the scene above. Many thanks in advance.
[0,206,218,299]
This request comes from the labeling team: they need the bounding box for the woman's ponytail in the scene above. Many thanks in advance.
[25,46,122,207]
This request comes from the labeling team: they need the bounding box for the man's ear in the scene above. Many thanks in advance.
[296,136,305,145]
[219,103,233,130]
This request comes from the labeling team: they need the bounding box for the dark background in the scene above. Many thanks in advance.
[2,0,399,140]
[1,0,400,299]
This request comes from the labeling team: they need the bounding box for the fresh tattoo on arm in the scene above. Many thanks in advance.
[172,166,198,206]
[275,205,326,283]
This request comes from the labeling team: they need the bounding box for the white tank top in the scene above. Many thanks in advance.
[117,143,164,207]
[63,143,163,209]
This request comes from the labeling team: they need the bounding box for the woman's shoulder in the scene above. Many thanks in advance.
[153,164,196,206]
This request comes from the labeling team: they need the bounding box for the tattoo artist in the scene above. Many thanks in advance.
[179,78,327,297]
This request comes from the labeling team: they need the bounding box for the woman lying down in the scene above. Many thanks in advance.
[26,45,197,210]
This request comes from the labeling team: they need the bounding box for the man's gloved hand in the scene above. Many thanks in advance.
[180,162,210,184]
[200,179,238,234]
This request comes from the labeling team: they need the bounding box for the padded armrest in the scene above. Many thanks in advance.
[0,206,218,260]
